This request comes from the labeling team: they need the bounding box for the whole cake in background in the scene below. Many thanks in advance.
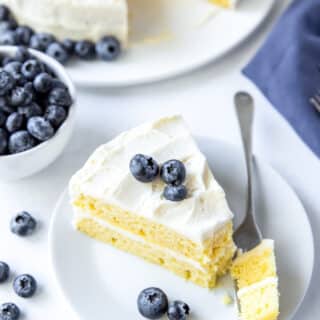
[0,0,240,63]
[69,115,236,288]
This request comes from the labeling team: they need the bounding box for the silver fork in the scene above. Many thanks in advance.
[310,93,320,113]
[232,92,263,314]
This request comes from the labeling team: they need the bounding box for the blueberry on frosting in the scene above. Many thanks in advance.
[163,185,187,202]
[130,154,159,183]
[160,160,186,186]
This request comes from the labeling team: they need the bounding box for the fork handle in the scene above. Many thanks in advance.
[234,92,260,234]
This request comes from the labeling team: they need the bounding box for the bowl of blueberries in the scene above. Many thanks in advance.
[0,45,76,181]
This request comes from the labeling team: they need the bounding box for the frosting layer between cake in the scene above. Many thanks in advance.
[70,115,233,244]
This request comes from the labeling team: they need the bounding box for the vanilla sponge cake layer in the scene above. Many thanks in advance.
[231,240,277,289]
[238,277,279,320]
[73,195,235,270]
[75,213,235,288]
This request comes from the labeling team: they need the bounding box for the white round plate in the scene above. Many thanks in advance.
[49,138,314,320]
[67,0,275,86]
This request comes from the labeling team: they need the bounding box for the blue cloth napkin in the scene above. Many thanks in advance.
[243,0,320,158]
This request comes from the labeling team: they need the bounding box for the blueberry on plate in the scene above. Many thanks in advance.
[47,87,72,108]
[0,262,9,283]
[0,128,7,154]
[10,211,37,236]
[15,26,34,46]
[130,154,159,183]
[27,116,54,141]
[29,32,55,52]
[163,185,187,202]
[0,303,20,320]
[6,113,24,133]
[96,36,121,61]
[21,59,43,80]
[160,160,186,186]
[61,38,75,54]
[0,30,19,45]
[46,42,69,64]
[74,40,95,59]
[33,72,53,93]
[0,110,6,127]
[8,131,36,154]
[14,46,30,63]
[18,102,42,119]
[45,105,66,128]
[4,61,23,82]
[167,301,190,320]
[0,70,15,95]
[137,287,168,319]
[0,5,10,21]
[13,274,37,298]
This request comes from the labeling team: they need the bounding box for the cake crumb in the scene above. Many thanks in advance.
[222,293,234,306]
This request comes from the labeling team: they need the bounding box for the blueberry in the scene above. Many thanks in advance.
[10,211,37,236]
[0,303,20,320]
[27,116,54,141]
[61,38,75,54]
[0,128,7,154]
[51,79,68,90]
[0,30,19,45]
[14,46,30,63]
[21,59,42,80]
[0,97,14,114]
[46,42,69,64]
[0,110,6,127]
[96,36,121,61]
[18,102,42,119]
[13,274,37,298]
[1,56,14,67]
[8,87,29,107]
[167,301,190,320]
[160,160,186,186]
[0,5,10,21]
[4,61,23,82]
[48,87,72,108]
[163,185,187,202]
[8,131,36,154]
[130,154,159,183]
[74,40,95,59]
[0,70,15,95]
[45,105,66,128]
[15,26,34,46]
[0,262,9,283]
[30,32,55,52]
[0,20,16,33]
[6,113,24,133]
[137,288,168,319]
[33,72,53,93]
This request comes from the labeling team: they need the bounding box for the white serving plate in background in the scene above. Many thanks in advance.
[67,0,275,86]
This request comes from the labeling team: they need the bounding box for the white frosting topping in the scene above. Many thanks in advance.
[2,0,128,43]
[70,115,233,245]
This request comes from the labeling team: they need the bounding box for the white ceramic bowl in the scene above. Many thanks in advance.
[0,46,76,181]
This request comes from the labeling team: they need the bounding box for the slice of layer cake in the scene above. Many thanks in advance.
[231,239,280,320]
[69,115,236,288]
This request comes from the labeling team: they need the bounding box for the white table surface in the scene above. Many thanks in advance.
[0,0,319,319]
